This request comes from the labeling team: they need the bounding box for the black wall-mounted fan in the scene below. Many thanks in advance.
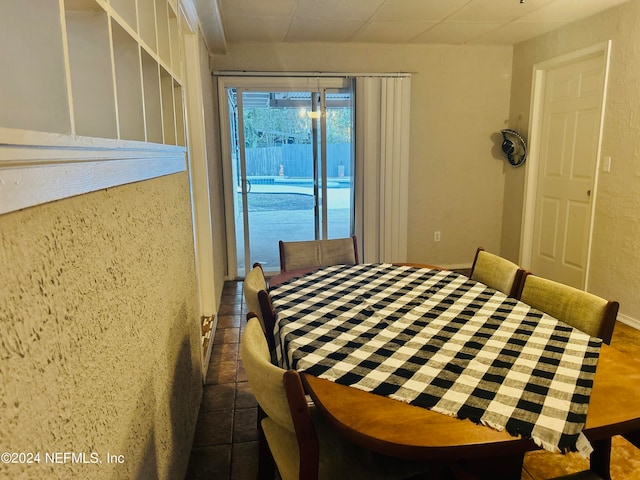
[500,129,527,167]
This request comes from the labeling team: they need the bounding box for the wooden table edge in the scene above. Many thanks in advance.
[301,374,537,460]
[301,343,640,461]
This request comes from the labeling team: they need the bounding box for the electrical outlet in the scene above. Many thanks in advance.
[434,231,441,242]
[602,156,612,173]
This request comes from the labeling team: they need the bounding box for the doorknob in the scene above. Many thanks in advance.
[587,189,591,197]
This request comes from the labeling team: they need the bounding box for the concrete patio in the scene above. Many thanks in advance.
[235,180,352,275]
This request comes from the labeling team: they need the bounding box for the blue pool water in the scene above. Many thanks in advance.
[247,176,350,188]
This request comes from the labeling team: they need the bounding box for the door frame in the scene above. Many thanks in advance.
[520,41,612,290]
[216,75,350,279]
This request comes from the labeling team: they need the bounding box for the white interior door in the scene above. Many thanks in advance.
[530,53,607,289]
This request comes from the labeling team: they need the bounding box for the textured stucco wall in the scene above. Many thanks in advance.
[0,173,202,479]
[212,42,513,268]
[504,0,640,321]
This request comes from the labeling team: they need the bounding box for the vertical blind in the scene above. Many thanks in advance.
[214,72,411,270]
[354,75,411,263]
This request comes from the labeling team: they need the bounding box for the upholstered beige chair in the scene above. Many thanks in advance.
[520,277,619,480]
[244,263,267,323]
[243,264,277,350]
[278,236,358,272]
[241,314,431,480]
[469,247,526,298]
[520,275,619,344]
[495,274,619,480]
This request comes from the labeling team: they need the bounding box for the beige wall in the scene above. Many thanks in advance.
[0,173,202,479]
[212,42,513,268]
[505,0,640,321]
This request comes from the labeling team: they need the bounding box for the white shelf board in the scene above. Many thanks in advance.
[0,128,186,215]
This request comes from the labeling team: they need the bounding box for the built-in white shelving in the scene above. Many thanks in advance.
[109,0,137,33]
[0,0,71,135]
[65,0,118,139]
[0,0,188,215]
[138,0,158,54]
[142,50,164,144]
[168,7,182,77]
[161,67,177,145]
[174,81,186,146]
[112,21,146,142]
[156,0,172,67]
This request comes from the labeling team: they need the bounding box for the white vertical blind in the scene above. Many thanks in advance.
[355,75,411,263]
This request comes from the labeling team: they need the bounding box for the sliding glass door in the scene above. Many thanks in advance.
[219,77,354,277]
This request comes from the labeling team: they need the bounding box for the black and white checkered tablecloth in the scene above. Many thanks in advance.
[270,263,602,456]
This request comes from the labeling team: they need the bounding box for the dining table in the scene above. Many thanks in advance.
[267,263,640,479]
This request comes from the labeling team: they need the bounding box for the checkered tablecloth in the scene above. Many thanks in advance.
[270,263,602,456]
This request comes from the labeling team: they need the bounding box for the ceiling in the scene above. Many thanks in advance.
[197,0,628,54]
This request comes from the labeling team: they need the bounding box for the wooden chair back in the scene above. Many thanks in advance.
[241,315,320,480]
[470,247,526,298]
[243,264,277,350]
[520,274,619,344]
[279,236,358,272]
[243,263,267,326]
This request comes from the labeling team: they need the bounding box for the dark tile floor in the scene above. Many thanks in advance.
[185,280,260,480]
[185,279,640,480]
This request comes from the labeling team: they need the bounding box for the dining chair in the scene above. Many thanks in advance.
[469,247,527,298]
[464,272,618,480]
[520,274,619,344]
[278,235,359,272]
[241,313,432,480]
[243,263,278,350]
[519,277,619,480]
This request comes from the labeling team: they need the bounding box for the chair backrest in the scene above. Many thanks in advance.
[241,315,319,480]
[520,275,619,344]
[241,316,295,430]
[279,236,358,272]
[243,264,277,350]
[243,263,267,327]
[470,247,526,298]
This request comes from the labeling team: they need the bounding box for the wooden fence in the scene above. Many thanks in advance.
[245,143,351,177]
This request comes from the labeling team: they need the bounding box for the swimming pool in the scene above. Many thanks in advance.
[247,176,350,188]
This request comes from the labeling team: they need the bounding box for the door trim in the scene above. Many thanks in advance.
[216,76,350,279]
[520,41,612,290]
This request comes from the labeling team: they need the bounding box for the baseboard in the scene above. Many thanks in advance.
[617,313,640,330]
[201,314,218,382]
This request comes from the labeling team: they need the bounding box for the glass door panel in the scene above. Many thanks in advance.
[325,91,354,240]
[226,84,354,277]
